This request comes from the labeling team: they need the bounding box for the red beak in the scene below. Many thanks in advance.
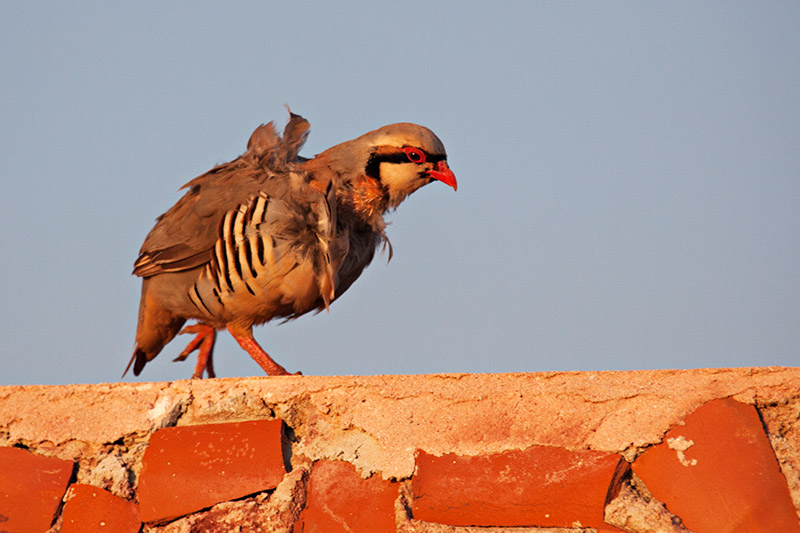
[428,160,458,191]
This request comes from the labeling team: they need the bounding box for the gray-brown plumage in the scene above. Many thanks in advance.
[126,112,457,378]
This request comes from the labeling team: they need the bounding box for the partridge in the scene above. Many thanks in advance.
[126,112,457,378]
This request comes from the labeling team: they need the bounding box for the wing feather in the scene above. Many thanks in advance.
[133,115,312,279]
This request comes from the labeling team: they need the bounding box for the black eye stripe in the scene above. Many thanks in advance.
[365,148,446,179]
[374,151,446,164]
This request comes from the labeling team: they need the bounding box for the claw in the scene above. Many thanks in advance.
[175,324,217,378]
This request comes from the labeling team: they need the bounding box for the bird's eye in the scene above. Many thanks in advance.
[403,147,426,163]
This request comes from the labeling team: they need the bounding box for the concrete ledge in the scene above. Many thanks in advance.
[2,367,799,531]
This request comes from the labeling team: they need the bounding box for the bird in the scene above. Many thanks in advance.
[125,111,457,379]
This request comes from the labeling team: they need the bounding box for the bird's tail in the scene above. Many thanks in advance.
[123,281,185,377]
[122,347,150,378]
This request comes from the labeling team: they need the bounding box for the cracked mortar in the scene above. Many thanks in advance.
[666,436,697,467]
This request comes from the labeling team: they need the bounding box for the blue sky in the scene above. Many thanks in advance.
[1,2,798,385]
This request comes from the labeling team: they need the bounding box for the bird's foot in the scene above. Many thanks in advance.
[175,324,217,379]
[226,323,299,376]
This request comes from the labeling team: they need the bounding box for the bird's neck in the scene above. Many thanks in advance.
[303,156,389,231]
[339,174,389,228]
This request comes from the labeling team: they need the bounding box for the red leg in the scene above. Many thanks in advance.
[202,344,216,379]
[175,324,217,379]
[226,323,298,376]
[173,327,205,361]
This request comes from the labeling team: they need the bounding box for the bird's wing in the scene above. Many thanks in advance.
[133,161,260,277]
[133,115,315,279]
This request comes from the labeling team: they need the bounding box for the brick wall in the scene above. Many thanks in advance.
[1,367,799,532]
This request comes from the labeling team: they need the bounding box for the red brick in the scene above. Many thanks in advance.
[138,419,286,523]
[61,484,140,533]
[633,397,800,532]
[411,446,625,528]
[294,460,398,533]
[0,446,74,533]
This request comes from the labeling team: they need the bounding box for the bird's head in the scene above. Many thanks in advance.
[309,123,457,218]
[360,123,457,202]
